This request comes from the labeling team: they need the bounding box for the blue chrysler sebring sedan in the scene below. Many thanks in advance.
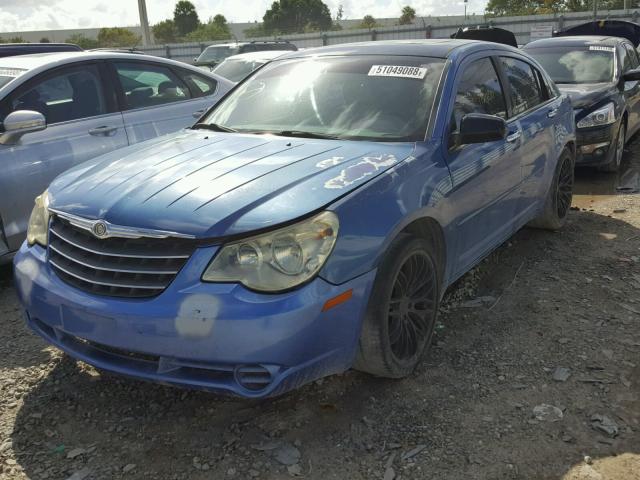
[14,40,576,397]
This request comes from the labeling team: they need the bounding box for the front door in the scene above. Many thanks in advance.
[444,55,524,277]
[0,63,127,252]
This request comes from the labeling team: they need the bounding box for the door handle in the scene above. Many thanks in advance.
[89,126,118,136]
[506,130,522,143]
[547,108,558,118]
[192,110,205,118]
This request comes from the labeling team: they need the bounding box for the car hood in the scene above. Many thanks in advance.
[556,82,617,110]
[48,129,415,239]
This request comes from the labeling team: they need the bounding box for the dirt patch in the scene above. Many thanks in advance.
[0,153,638,480]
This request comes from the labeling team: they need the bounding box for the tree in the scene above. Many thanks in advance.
[7,36,25,43]
[399,6,416,25]
[174,0,200,36]
[152,19,179,44]
[360,15,378,30]
[186,16,231,41]
[263,0,333,34]
[97,27,141,48]
[244,23,269,38]
[40,37,51,43]
[65,33,99,49]
[484,0,592,15]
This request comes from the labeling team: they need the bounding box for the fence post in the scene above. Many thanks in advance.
[165,45,171,59]
[322,33,328,46]
[425,24,432,39]
[199,43,205,53]
[371,29,377,41]
[557,15,564,32]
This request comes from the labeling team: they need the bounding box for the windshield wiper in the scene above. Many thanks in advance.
[271,130,340,140]
[192,123,237,133]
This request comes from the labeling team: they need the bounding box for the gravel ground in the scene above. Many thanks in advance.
[0,144,639,480]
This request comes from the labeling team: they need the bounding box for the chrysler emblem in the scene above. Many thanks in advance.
[92,221,108,238]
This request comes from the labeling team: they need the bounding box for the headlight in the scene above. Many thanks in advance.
[26,190,50,247]
[577,103,616,128]
[202,211,339,292]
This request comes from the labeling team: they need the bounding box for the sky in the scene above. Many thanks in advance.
[0,0,488,32]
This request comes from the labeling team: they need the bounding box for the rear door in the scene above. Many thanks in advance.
[444,55,524,277]
[498,55,561,214]
[0,61,127,253]
[112,61,222,144]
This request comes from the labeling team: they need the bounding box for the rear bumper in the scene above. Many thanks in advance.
[14,243,376,397]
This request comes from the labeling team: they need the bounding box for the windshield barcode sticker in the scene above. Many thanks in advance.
[368,65,427,79]
[589,46,615,52]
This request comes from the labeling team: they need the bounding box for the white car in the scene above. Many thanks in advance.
[0,51,233,263]
[212,50,293,83]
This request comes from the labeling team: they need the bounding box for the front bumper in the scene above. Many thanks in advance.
[14,243,376,398]
[575,123,616,166]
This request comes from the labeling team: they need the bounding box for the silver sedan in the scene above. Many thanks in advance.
[0,51,233,263]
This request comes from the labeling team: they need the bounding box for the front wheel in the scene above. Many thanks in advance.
[600,121,625,173]
[354,235,440,378]
[528,147,574,231]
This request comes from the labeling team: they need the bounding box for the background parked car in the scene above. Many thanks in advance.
[0,51,233,264]
[0,43,82,58]
[193,40,297,70]
[211,50,292,83]
[523,35,640,172]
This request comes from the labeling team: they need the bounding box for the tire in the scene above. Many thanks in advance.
[528,147,574,231]
[354,235,440,378]
[599,121,625,173]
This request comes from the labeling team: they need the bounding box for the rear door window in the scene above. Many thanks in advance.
[115,62,192,110]
[177,69,218,97]
[500,57,544,116]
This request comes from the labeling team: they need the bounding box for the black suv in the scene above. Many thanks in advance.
[524,35,640,172]
[193,40,297,70]
[0,43,82,58]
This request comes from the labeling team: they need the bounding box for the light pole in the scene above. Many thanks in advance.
[464,0,468,20]
[138,0,152,46]
[593,0,598,20]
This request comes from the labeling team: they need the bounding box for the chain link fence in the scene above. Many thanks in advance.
[139,9,640,65]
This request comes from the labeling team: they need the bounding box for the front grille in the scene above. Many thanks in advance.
[48,216,196,298]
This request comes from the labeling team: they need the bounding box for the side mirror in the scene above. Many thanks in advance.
[0,110,46,145]
[458,113,507,145]
[623,68,640,82]
[193,57,199,62]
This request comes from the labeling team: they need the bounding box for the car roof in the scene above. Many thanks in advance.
[221,50,293,62]
[524,35,627,48]
[0,50,221,72]
[279,39,520,60]
[204,41,290,50]
[0,51,233,97]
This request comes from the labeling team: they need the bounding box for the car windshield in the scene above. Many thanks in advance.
[197,46,239,62]
[0,67,26,88]
[204,55,446,142]
[527,46,615,84]
[213,58,265,83]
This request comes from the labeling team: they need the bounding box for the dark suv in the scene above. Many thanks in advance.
[524,36,640,172]
[193,41,297,70]
[0,43,82,58]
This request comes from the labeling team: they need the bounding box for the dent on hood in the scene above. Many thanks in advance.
[324,153,399,189]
